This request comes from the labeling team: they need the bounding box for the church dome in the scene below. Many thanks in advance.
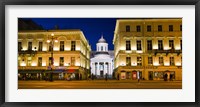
[98,36,107,43]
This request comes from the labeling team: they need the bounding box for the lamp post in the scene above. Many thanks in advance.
[47,33,58,82]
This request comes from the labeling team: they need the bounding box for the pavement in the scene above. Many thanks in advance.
[18,80,182,89]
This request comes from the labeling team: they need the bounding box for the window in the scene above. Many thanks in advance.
[180,40,182,50]
[60,57,64,66]
[71,57,75,66]
[126,57,131,66]
[18,42,22,51]
[126,40,131,50]
[147,25,151,32]
[38,57,42,66]
[27,57,32,66]
[60,41,64,51]
[180,25,182,31]
[28,42,32,51]
[71,41,76,51]
[147,40,152,50]
[101,46,103,51]
[126,25,130,32]
[136,25,141,32]
[148,57,153,65]
[38,42,43,51]
[158,25,162,32]
[159,57,164,65]
[169,25,173,32]
[49,42,52,51]
[137,57,142,66]
[158,40,163,50]
[49,57,52,66]
[170,57,175,66]
[137,40,142,50]
[169,40,174,49]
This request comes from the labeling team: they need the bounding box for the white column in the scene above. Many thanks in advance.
[104,62,106,75]
[97,62,99,76]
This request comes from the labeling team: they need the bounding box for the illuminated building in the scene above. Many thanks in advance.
[90,35,114,78]
[18,29,91,80]
[113,19,182,80]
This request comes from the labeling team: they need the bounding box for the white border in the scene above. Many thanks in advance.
[5,5,195,102]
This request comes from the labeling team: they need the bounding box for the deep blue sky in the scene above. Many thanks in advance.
[26,18,117,51]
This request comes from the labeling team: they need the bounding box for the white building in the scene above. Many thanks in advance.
[90,36,114,78]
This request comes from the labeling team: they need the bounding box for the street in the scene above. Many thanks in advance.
[18,80,182,89]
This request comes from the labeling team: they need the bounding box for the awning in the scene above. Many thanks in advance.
[18,70,43,73]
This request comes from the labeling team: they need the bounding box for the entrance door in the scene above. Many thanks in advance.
[148,71,153,80]
[132,71,137,80]
[100,71,104,77]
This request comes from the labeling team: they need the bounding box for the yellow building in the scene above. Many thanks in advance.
[18,29,91,80]
[113,19,182,80]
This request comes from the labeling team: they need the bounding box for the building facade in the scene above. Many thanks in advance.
[90,36,114,78]
[113,19,182,80]
[18,29,91,80]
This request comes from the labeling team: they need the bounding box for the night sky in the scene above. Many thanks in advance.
[26,18,117,51]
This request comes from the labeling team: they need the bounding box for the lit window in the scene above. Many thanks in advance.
[38,57,42,66]
[147,40,152,50]
[158,40,163,50]
[137,40,142,50]
[170,57,175,66]
[60,41,64,51]
[159,57,164,65]
[126,57,131,66]
[71,41,76,51]
[126,40,131,50]
[38,42,43,51]
[148,57,153,65]
[137,57,142,66]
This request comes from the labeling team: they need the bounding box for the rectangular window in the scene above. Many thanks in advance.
[147,25,151,32]
[170,57,175,66]
[49,57,52,66]
[126,40,131,50]
[158,25,162,32]
[180,25,182,31]
[126,57,131,66]
[137,40,142,50]
[38,42,43,51]
[169,25,173,31]
[169,40,174,49]
[148,57,153,65]
[158,40,163,50]
[126,25,130,32]
[159,57,164,65]
[180,40,182,50]
[27,57,31,66]
[71,41,76,51]
[147,40,152,50]
[38,57,42,66]
[71,57,75,66]
[60,41,64,51]
[18,42,22,51]
[28,42,32,51]
[49,42,52,51]
[137,57,142,66]
[60,57,64,66]
[136,25,141,32]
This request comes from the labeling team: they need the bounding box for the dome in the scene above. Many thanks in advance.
[98,35,107,43]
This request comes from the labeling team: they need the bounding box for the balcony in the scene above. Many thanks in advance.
[18,50,37,56]
[147,49,182,56]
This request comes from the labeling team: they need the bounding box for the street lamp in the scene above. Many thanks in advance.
[47,33,58,82]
